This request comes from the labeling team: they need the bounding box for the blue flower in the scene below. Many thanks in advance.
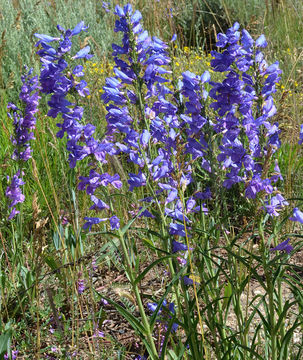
[110,216,120,230]
[270,239,293,254]
[147,299,178,332]
[72,45,93,60]
[264,194,289,217]
[169,223,188,237]
[128,171,146,191]
[289,207,303,224]
[172,240,191,253]
[299,124,303,145]
[6,170,25,219]
[83,217,108,231]
[255,34,268,48]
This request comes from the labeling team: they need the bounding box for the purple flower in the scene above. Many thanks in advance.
[34,33,60,43]
[72,45,93,60]
[89,196,109,211]
[6,170,25,219]
[83,217,108,231]
[289,207,303,224]
[51,346,58,353]
[270,239,293,254]
[71,21,89,36]
[147,299,178,332]
[35,24,107,171]
[128,171,146,191]
[100,298,108,306]
[8,68,40,160]
[171,33,177,42]
[110,216,120,230]
[172,240,192,253]
[4,350,18,360]
[93,329,104,338]
[255,34,268,48]
[169,223,189,237]
[299,124,303,145]
[195,188,212,200]
[208,22,283,207]
[8,207,20,220]
[77,276,85,294]
[182,276,199,286]
[264,194,289,217]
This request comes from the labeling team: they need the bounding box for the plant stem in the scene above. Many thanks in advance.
[259,220,277,360]
[117,228,159,359]
[267,275,277,360]
[105,181,158,358]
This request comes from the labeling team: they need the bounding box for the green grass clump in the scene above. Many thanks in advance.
[0,0,113,99]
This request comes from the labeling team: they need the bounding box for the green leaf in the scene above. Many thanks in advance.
[93,291,156,357]
[131,227,167,241]
[94,293,145,333]
[167,349,178,360]
[134,254,175,285]
[120,206,148,235]
[279,319,303,360]
[222,281,232,310]
[0,329,12,357]
[274,299,297,333]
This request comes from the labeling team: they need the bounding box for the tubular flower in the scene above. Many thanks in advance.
[209,23,283,206]
[36,23,122,230]
[6,171,25,220]
[35,22,95,168]
[270,239,293,254]
[6,68,40,219]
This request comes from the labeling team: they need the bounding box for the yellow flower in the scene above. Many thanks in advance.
[175,62,180,67]
[92,63,97,67]
[183,46,190,54]
[294,81,298,87]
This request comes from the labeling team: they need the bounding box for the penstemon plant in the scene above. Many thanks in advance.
[4,3,303,359]
[6,68,40,220]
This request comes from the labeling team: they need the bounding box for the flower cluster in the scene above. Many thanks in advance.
[147,299,178,354]
[5,170,25,220]
[4,350,18,360]
[35,22,123,230]
[6,68,40,219]
[99,4,212,249]
[8,68,40,161]
[35,22,94,168]
[210,22,287,216]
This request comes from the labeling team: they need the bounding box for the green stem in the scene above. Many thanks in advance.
[267,276,277,360]
[103,180,158,359]
[259,220,277,360]
[117,229,159,359]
